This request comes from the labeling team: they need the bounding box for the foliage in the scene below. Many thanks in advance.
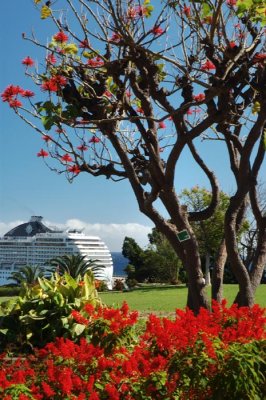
[0,286,21,297]
[0,271,101,352]
[8,265,44,286]
[122,235,182,283]
[47,254,105,280]
[0,301,265,399]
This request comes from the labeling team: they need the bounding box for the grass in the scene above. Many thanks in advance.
[1,284,265,313]
[99,284,266,312]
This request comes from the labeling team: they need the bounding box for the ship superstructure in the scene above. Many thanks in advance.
[0,216,113,288]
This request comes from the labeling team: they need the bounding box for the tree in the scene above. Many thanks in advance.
[180,187,249,300]
[123,234,182,283]
[2,0,266,311]
[8,265,44,286]
[47,254,104,279]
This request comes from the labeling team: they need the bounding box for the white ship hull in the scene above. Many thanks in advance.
[0,217,113,289]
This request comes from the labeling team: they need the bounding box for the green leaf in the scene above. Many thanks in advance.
[73,323,86,336]
[263,130,266,151]
[41,115,54,131]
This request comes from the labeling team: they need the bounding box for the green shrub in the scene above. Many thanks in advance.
[0,271,101,352]
[0,286,21,297]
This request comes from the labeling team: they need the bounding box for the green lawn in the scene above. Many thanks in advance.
[99,284,266,312]
[1,284,265,313]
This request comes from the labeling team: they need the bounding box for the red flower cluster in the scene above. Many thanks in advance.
[1,85,34,108]
[152,25,164,36]
[22,56,35,67]
[68,165,81,175]
[193,93,206,102]
[89,136,101,143]
[87,57,104,67]
[41,75,67,92]
[37,149,49,158]
[61,153,73,163]
[53,31,68,43]
[0,301,264,400]
[201,60,216,71]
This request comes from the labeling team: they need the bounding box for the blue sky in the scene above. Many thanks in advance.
[1,1,265,250]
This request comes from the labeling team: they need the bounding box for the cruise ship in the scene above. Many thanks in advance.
[0,216,113,288]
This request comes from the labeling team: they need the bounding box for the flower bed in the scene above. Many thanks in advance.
[0,301,265,400]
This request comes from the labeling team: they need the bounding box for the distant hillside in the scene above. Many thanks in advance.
[111,252,128,277]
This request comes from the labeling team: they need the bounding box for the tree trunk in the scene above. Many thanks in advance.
[212,239,227,303]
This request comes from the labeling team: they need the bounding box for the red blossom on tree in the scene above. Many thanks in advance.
[42,135,52,142]
[61,153,73,162]
[89,136,101,143]
[253,53,266,64]
[79,39,90,48]
[53,31,68,43]
[109,32,122,42]
[46,54,57,64]
[183,5,191,17]
[193,93,206,102]
[37,149,49,157]
[151,26,164,36]
[77,144,88,151]
[87,58,104,67]
[21,90,35,98]
[68,165,81,174]
[22,56,34,67]
[201,60,216,71]
[158,121,166,129]
[9,99,22,108]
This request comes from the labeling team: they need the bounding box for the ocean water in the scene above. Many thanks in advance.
[111,252,128,277]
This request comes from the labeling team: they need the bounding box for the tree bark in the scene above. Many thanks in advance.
[211,239,227,303]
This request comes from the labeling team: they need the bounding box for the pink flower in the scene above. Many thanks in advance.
[89,136,100,143]
[46,54,57,64]
[37,149,49,157]
[201,60,216,71]
[158,121,166,129]
[68,165,81,174]
[53,31,68,43]
[152,26,164,36]
[22,56,34,67]
[193,93,205,102]
[21,90,35,98]
[61,154,73,162]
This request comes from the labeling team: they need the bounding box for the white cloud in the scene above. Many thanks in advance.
[0,219,153,252]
